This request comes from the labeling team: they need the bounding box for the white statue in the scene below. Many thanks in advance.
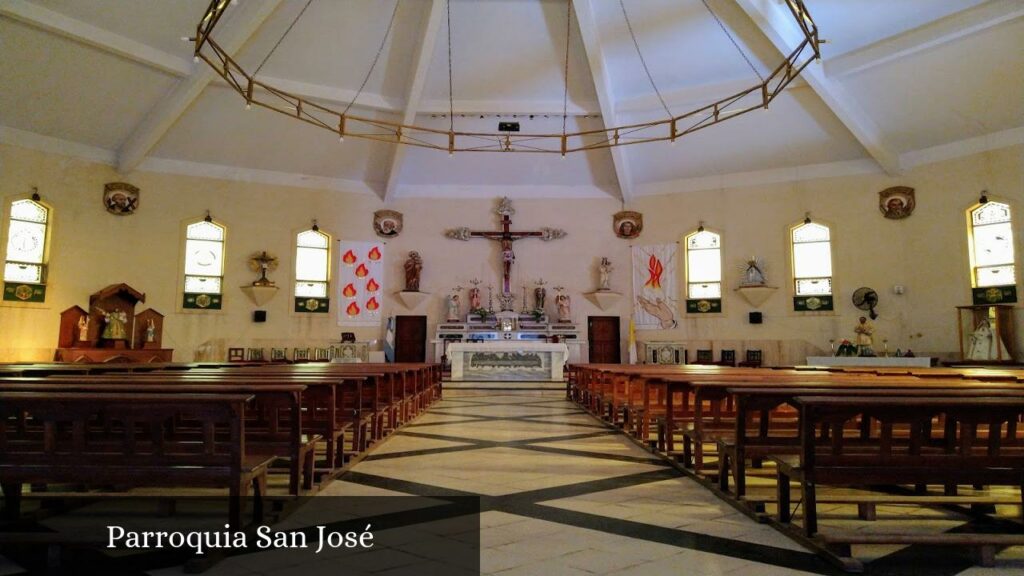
[598,257,612,291]
[968,319,1008,360]
[145,319,156,343]
[741,257,767,286]
[446,294,461,322]
[556,293,572,323]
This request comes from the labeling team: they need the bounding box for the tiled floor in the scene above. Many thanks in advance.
[332,388,1024,576]
[334,390,831,575]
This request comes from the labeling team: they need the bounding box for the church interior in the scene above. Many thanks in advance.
[1,0,1023,574]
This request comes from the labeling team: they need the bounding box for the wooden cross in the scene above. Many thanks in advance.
[445,197,566,300]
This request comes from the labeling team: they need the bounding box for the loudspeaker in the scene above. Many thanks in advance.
[254,310,267,323]
[749,312,762,324]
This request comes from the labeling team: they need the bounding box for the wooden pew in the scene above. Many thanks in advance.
[772,395,1024,567]
[0,391,270,528]
[0,379,317,494]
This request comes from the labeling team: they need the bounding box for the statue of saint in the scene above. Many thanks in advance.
[854,316,875,356]
[598,257,613,291]
[446,294,461,322]
[742,258,766,286]
[534,286,546,311]
[556,293,572,323]
[404,251,423,292]
[968,319,995,360]
[146,319,156,343]
[96,308,128,341]
[77,316,90,343]
[468,287,481,311]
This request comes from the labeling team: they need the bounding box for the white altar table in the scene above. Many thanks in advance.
[449,342,570,381]
[806,356,935,368]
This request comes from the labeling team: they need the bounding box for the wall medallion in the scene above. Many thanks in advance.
[613,211,643,239]
[878,186,914,219]
[103,182,139,215]
[373,210,403,238]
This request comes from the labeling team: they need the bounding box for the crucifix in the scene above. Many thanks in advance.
[445,197,566,310]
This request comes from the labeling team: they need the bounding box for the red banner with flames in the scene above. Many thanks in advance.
[338,241,384,326]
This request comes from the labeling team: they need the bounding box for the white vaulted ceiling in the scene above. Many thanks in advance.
[0,0,1021,201]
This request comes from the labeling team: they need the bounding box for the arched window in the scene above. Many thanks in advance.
[684,227,722,313]
[967,201,1017,303]
[4,197,50,302]
[182,217,225,309]
[294,227,331,313]
[791,220,834,311]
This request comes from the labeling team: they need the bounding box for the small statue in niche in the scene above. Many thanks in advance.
[740,257,767,286]
[96,307,128,341]
[404,251,423,292]
[598,257,613,291]
[853,316,875,357]
[145,319,156,343]
[77,316,90,343]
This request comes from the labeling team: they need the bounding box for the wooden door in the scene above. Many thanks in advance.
[587,316,621,364]
[395,315,427,362]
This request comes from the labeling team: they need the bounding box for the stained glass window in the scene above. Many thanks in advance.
[296,228,330,299]
[969,202,1016,287]
[4,198,49,286]
[685,229,722,300]
[184,219,225,294]
[792,222,832,296]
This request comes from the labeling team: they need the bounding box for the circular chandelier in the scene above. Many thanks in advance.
[193,0,819,155]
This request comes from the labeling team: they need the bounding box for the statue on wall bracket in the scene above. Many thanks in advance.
[878,186,915,220]
[373,210,403,238]
[613,211,643,239]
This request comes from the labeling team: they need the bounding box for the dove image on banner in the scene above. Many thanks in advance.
[338,241,384,327]
[632,244,678,330]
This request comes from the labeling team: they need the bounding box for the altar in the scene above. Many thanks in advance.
[448,342,569,381]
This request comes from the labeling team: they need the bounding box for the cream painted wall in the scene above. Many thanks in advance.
[0,143,1021,364]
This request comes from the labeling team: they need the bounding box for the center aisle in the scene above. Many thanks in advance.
[325,389,830,576]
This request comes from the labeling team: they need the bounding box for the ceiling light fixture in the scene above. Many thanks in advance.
[193,0,818,155]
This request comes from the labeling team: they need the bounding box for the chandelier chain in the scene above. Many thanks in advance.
[253,0,315,78]
[619,0,672,119]
[446,0,454,133]
[701,0,764,83]
[562,0,572,138]
[342,0,401,117]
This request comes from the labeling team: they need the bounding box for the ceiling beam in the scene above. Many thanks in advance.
[116,0,281,173]
[572,0,633,203]
[732,0,902,175]
[0,0,192,76]
[382,0,446,202]
[827,0,1024,78]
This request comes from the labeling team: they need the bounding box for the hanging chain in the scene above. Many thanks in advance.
[253,0,316,78]
[619,0,672,119]
[701,0,764,82]
[562,0,572,138]
[343,0,401,116]
[446,0,455,133]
